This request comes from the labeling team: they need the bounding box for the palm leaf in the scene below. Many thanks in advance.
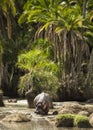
[18,11,28,24]
[38,22,52,34]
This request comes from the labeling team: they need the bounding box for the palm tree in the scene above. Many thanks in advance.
[18,0,93,101]
[19,0,89,78]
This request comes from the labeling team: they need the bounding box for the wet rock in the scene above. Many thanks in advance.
[8,99,17,103]
[74,115,92,128]
[89,113,93,126]
[59,108,74,114]
[86,99,93,103]
[1,113,31,122]
[0,90,4,107]
[78,111,89,116]
[58,102,87,114]
[55,113,92,128]
[0,111,12,119]
[55,114,75,127]
[52,111,58,115]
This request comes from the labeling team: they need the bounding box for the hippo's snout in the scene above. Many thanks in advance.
[35,103,43,114]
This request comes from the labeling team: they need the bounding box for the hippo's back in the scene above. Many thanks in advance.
[34,92,53,108]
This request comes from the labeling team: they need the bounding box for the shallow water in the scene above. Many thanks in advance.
[0,121,93,130]
[0,100,93,130]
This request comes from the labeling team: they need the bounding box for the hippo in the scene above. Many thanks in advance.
[34,92,53,115]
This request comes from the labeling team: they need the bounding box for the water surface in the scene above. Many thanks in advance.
[0,100,92,130]
[0,121,93,130]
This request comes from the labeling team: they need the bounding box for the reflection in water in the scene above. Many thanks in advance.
[0,123,10,130]
[0,120,57,130]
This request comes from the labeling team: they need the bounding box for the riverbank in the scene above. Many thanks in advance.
[2,99,93,121]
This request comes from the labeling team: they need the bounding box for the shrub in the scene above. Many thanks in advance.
[17,48,59,97]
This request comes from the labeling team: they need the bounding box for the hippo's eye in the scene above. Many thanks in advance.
[37,103,42,109]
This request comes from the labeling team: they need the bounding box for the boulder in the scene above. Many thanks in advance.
[58,102,87,114]
[59,108,74,114]
[86,99,93,103]
[1,113,31,122]
[74,115,92,128]
[89,113,93,126]
[0,90,4,106]
[55,114,75,127]
[78,111,89,116]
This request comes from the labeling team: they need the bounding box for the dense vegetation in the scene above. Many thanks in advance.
[0,0,93,101]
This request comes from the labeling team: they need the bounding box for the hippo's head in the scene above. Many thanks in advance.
[35,102,47,115]
[35,103,43,114]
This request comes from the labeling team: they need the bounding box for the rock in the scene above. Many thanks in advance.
[58,102,87,114]
[8,99,17,103]
[74,115,92,128]
[52,111,58,115]
[55,113,92,128]
[78,111,89,116]
[86,99,93,103]
[8,99,12,103]
[12,99,17,103]
[59,108,74,114]
[0,90,4,106]
[89,113,93,126]
[55,114,75,127]
[1,113,31,122]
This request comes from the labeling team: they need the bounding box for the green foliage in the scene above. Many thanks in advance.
[0,0,16,16]
[18,73,33,94]
[1,0,93,98]
[17,49,57,73]
[18,70,59,96]
[18,0,83,32]
[17,39,59,95]
[56,114,75,127]
[31,39,54,60]
[74,115,92,128]
[33,70,59,94]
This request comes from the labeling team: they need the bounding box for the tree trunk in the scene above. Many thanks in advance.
[82,0,87,19]
[6,12,12,39]
[85,49,93,87]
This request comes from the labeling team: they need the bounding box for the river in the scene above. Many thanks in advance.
[0,100,93,130]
